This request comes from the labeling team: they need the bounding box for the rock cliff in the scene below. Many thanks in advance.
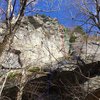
[0,14,69,70]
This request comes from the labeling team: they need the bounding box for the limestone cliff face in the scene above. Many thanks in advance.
[69,32,100,62]
[0,15,69,69]
[0,15,99,92]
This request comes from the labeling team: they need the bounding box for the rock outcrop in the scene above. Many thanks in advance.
[1,61,100,100]
[0,14,100,100]
[0,14,69,72]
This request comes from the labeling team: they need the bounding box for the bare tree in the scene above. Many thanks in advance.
[73,0,100,34]
[0,0,37,100]
[0,0,63,100]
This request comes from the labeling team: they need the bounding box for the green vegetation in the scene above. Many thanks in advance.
[69,34,77,43]
[63,28,69,40]
[28,67,40,72]
[8,71,21,79]
[74,26,85,35]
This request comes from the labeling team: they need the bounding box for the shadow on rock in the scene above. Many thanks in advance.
[1,61,100,100]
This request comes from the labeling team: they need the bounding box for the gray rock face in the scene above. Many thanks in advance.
[0,15,69,69]
[0,15,100,96]
[68,32,100,91]
[71,33,100,62]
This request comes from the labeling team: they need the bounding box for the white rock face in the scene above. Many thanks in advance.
[71,32,100,62]
[81,41,100,61]
[0,15,69,68]
[84,76,100,91]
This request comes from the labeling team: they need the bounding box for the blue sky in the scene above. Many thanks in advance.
[26,0,78,28]
[0,0,87,28]
[0,0,99,34]
[27,0,100,34]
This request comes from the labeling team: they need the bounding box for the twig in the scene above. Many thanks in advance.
[0,71,9,96]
